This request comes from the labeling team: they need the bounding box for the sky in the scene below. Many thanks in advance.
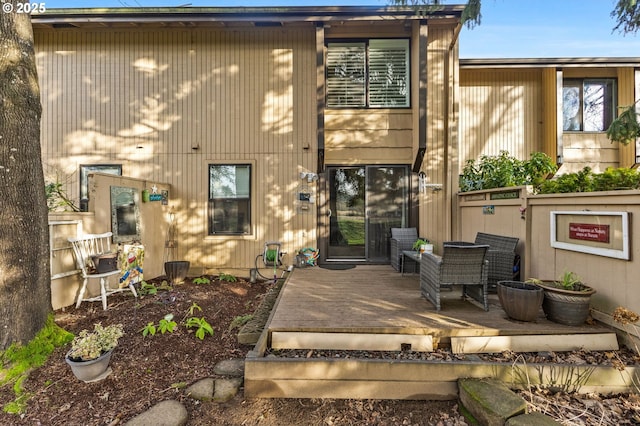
[39,0,640,59]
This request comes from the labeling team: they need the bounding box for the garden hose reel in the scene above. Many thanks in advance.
[261,241,283,267]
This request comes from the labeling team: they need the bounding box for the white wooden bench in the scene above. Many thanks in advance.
[68,232,138,310]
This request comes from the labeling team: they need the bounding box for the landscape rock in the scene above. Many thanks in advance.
[124,399,188,426]
[213,377,243,402]
[214,358,245,377]
[186,378,215,401]
[506,412,560,425]
[458,378,526,426]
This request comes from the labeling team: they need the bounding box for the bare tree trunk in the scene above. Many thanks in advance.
[0,5,51,350]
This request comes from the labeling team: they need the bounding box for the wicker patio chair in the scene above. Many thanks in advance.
[390,227,418,271]
[474,232,519,288]
[420,244,489,311]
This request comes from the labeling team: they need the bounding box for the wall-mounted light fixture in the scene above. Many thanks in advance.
[299,172,318,182]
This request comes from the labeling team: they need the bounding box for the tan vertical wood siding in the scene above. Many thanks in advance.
[617,67,637,167]
[459,68,542,162]
[541,67,558,161]
[35,26,318,271]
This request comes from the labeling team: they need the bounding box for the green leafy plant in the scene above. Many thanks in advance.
[412,239,429,251]
[141,322,157,337]
[607,103,640,145]
[459,151,557,192]
[45,178,80,212]
[186,303,202,317]
[192,276,211,285]
[67,323,124,361]
[139,281,158,295]
[185,317,214,340]
[592,167,640,191]
[528,271,587,292]
[555,271,583,291]
[158,314,178,334]
[537,167,640,194]
[219,273,237,282]
[141,314,177,337]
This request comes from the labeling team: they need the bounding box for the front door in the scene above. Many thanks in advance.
[327,165,409,262]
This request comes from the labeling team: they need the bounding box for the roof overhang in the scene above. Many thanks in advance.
[461,57,640,69]
[31,6,465,29]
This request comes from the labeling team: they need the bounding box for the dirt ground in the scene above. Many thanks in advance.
[0,275,468,426]
[0,274,638,425]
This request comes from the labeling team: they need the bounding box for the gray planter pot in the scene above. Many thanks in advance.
[497,280,544,322]
[536,281,596,326]
[164,261,190,284]
[65,349,113,382]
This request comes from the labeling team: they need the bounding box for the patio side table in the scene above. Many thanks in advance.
[401,250,421,275]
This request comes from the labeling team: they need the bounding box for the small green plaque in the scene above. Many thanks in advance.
[490,191,519,200]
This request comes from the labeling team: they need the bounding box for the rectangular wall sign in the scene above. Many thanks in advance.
[569,223,610,243]
[551,211,629,260]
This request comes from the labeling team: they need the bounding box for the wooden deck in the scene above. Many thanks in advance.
[243,265,636,400]
[267,265,612,351]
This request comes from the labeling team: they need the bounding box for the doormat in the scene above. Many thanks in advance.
[319,264,356,270]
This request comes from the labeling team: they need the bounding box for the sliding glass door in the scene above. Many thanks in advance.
[327,166,408,262]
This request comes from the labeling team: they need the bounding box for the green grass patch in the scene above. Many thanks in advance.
[1,314,74,414]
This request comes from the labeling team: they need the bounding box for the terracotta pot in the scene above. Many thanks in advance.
[65,349,113,382]
[497,280,544,322]
[535,281,596,326]
[164,261,190,284]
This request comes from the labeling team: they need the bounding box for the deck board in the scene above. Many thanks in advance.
[268,265,611,347]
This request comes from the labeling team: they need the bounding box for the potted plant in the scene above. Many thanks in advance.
[65,323,124,382]
[496,280,544,322]
[412,238,433,255]
[528,272,596,326]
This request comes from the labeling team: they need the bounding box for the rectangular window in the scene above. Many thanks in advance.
[562,78,616,131]
[208,164,251,235]
[79,164,122,212]
[326,39,409,108]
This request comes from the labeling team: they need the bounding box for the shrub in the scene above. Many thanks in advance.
[459,151,557,192]
[537,167,640,194]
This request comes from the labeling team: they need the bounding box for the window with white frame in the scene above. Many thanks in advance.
[562,78,616,131]
[208,164,251,235]
[326,39,410,108]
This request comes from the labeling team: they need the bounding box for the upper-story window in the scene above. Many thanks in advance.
[562,78,616,131]
[326,39,410,108]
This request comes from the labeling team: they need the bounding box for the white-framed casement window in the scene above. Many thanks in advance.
[562,78,616,131]
[208,164,251,235]
[326,39,410,108]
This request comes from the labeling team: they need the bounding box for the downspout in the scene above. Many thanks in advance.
[412,20,428,173]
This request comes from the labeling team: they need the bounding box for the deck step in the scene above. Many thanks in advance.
[451,333,619,354]
[271,331,434,352]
